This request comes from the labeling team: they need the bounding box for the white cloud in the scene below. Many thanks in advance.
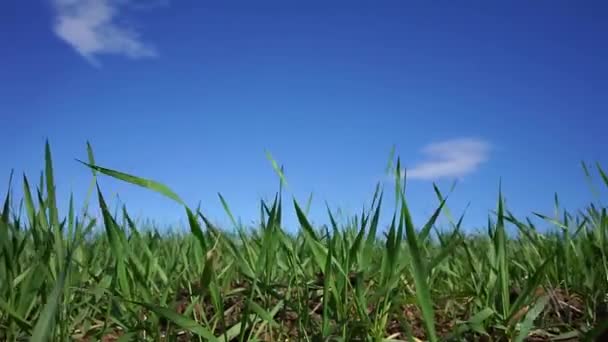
[51,0,158,65]
[405,138,491,181]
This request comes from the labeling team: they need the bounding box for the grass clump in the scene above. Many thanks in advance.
[1,141,607,341]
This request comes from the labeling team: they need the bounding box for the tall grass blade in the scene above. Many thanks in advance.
[76,160,184,205]
[399,176,438,342]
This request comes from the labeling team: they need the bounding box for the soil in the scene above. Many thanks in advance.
[76,282,607,341]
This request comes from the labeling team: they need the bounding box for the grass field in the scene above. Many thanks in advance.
[1,142,607,341]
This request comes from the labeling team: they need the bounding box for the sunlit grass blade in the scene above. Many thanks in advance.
[305,192,314,216]
[76,159,184,205]
[265,150,288,189]
[81,141,98,216]
[218,193,239,229]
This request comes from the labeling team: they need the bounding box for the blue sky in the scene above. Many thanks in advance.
[1,0,607,234]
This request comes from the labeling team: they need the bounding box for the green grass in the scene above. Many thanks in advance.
[1,141,607,341]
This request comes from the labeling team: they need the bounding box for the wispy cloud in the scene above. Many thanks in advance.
[51,0,159,65]
[405,138,491,181]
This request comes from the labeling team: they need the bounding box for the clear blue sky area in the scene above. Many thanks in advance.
[1,0,607,234]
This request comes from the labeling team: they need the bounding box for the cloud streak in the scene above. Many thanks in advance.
[51,0,158,65]
[406,138,491,181]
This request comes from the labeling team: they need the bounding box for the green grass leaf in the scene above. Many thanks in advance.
[76,159,184,205]
[400,189,438,342]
